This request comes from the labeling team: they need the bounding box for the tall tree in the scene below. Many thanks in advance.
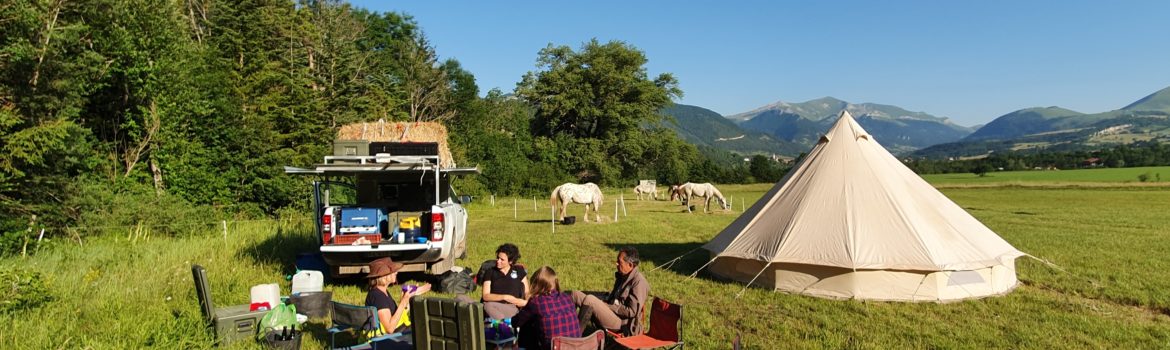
[515,39,684,184]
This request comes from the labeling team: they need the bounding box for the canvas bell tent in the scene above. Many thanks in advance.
[702,111,1025,302]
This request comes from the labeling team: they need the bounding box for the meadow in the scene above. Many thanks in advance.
[2,170,1169,349]
[922,166,1170,186]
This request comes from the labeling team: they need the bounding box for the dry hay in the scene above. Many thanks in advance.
[337,120,454,167]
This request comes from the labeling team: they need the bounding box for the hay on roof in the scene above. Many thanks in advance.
[337,120,455,167]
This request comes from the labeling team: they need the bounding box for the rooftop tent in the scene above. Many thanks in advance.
[702,111,1025,302]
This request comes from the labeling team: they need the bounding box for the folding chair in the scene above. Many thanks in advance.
[552,329,605,350]
[328,301,405,349]
[612,297,683,350]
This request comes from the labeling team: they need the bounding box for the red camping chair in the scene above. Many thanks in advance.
[552,329,605,350]
[612,297,683,350]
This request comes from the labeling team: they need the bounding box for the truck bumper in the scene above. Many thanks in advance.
[319,243,445,273]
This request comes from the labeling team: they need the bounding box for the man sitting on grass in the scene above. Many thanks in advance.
[571,247,650,336]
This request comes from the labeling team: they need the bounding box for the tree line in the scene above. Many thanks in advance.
[905,141,1170,176]
[1,0,793,255]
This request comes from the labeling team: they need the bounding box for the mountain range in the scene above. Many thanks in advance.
[913,86,1170,158]
[660,85,1170,159]
[661,97,974,156]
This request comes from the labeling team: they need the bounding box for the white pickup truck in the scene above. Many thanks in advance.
[285,142,478,277]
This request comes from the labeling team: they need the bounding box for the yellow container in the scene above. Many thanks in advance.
[399,217,420,230]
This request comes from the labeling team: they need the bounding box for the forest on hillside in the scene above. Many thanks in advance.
[0,0,792,255]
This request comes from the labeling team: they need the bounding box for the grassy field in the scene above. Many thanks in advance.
[3,168,1170,349]
[922,166,1170,186]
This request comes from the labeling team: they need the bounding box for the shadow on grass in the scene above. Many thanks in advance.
[238,224,321,276]
[603,242,710,277]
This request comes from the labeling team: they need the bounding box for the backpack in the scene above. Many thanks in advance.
[439,267,476,295]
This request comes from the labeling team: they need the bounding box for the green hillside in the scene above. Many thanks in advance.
[660,104,803,155]
[1122,85,1170,112]
[913,112,1170,158]
[964,107,1085,141]
[922,86,1170,158]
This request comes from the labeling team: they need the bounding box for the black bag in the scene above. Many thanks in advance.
[439,267,476,294]
[261,327,302,350]
[475,259,496,286]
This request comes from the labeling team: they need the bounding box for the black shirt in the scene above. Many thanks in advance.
[365,287,397,314]
[486,266,527,299]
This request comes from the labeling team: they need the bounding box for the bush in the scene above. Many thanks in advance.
[65,180,224,238]
[0,267,53,313]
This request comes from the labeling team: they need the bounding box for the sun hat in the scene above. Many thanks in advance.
[367,257,404,279]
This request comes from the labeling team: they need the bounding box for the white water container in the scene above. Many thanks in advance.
[250,283,280,309]
[291,270,324,294]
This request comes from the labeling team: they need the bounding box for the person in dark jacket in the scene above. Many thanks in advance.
[571,247,650,336]
[482,243,529,319]
[513,266,581,350]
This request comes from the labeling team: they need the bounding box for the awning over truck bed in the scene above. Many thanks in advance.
[284,154,480,176]
[284,165,479,176]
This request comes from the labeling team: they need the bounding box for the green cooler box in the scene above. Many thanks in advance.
[192,265,269,346]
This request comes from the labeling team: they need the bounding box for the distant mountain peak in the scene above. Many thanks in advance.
[1122,85,1170,112]
[726,97,973,154]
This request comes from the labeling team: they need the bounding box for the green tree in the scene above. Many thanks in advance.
[971,163,994,177]
[516,39,684,184]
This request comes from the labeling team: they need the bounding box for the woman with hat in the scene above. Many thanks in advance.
[367,257,431,334]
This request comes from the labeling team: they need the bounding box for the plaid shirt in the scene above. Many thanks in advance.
[515,291,581,348]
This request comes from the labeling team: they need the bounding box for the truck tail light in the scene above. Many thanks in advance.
[431,213,445,241]
[321,212,333,245]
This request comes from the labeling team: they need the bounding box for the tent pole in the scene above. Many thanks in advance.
[688,256,720,279]
[736,262,773,299]
[648,247,703,273]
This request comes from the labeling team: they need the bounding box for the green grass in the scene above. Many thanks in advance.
[3,180,1169,348]
[923,166,1170,186]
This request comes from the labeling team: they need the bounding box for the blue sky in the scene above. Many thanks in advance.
[350,1,1170,126]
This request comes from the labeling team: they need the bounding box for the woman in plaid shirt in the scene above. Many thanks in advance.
[513,266,582,350]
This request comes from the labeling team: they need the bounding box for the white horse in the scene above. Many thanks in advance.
[551,182,604,223]
[672,182,729,213]
[633,183,658,200]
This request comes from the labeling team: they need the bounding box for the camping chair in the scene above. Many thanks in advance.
[612,297,683,350]
[328,301,406,349]
[552,329,605,350]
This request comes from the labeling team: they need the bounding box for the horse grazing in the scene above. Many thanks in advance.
[673,182,729,213]
[550,183,604,223]
[633,183,658,200]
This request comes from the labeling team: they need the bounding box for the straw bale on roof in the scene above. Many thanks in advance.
[337,120,454,167]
